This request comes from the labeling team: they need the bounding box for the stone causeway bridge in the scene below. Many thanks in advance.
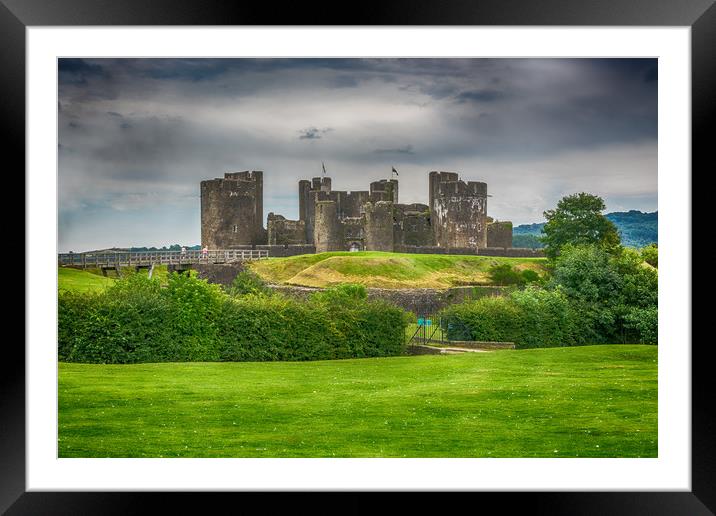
[58,249,268,271]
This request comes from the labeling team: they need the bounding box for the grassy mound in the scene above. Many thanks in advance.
[58,344,657,458]
[248,251,548,289]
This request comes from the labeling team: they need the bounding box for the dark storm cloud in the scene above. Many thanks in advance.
[57,58,657,251]
[58,58,109,85]
[455,89,507,103]
[298,127,333,140]
[298,127,323,140]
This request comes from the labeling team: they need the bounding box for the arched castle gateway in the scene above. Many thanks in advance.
[200,170,523,256]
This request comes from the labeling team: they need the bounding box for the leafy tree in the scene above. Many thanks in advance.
[541,193,621,259]
[641,243,658,268]
[550,244,657,343]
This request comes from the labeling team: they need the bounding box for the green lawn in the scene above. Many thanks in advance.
[248,251,548,289]
[58,265,185,292]
[58,345,657,458]
[58,267,115,292]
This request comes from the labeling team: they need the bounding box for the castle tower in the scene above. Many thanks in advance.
[364,201,395,252]
[300,176,332,244]
[314,200,343,252]
[369,179,399,203]
[429,171,488,248]
[200,171,266,248]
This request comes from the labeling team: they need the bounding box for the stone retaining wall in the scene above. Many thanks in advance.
[193,263,246,286]
[266,284,505,313]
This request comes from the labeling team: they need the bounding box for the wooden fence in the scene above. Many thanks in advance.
[58,249,269,269]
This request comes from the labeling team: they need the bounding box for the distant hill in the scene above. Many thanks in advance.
[512,210,657,249]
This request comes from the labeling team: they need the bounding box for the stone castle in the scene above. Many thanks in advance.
[200,170,520,256]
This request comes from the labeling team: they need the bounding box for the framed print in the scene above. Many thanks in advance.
[5,0,711,513]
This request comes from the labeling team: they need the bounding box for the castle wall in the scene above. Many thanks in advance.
[203,170,508,256]
[394,245,478,255]
[336,190,370,219]
[487,221,513,248]
[227,244,317,257]
[267,213,306,245]
[314,201,344,252]
[429,171,487,248]
[364,201,395,252]
[201,171,266,248]
[342,217,365,251]
[392,203,434,247]
[477,247,544,257]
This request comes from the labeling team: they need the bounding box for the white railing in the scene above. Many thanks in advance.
[58,249,269,268]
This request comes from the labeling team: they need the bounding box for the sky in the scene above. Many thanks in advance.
[58,58,657,252]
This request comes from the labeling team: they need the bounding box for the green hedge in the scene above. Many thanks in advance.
[59,273,408,363]
[439,287,581,349]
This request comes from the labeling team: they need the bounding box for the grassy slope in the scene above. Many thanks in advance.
[248,251,548,289]
[58,265,182,292]
[58,345,657,458]
[58,267,115,292]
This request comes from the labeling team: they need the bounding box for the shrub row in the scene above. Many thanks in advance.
[438,245,658,348]
[439,287,585,349]
[59,273,408,363]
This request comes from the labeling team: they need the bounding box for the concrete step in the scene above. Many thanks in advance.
[407,344,489,355]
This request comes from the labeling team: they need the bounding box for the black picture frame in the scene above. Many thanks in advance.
[4,0,709,513]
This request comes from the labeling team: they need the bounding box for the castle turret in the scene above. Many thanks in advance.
[200,171,266,248]
[301,176,332,244]
[429,171,487,248]
[314,200,343,252]
[364,201,395,252]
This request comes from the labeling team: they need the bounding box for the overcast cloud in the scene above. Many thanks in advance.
[58,58,657,252]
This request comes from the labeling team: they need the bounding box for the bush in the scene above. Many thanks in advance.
[58,274,408,363]
[520,269,542,284]
[438,243,658,348]
[439,287,580,348]
[228,269,272,297]
[310,283,368,304]
[60,273,179,363]
[488,264,525,286]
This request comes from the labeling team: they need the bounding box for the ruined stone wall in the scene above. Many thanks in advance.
[267,213,306,245]
[428,171,487,249]
[193,263,245,286]
[364,201,395,251]
[392,203,434,247]
[200,171,266,248]
[314,200,344,252]
[487,221,513,248]
[267,284,506,313]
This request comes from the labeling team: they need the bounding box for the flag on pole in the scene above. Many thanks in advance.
[322,162,327,175]
[391,166,399,177]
